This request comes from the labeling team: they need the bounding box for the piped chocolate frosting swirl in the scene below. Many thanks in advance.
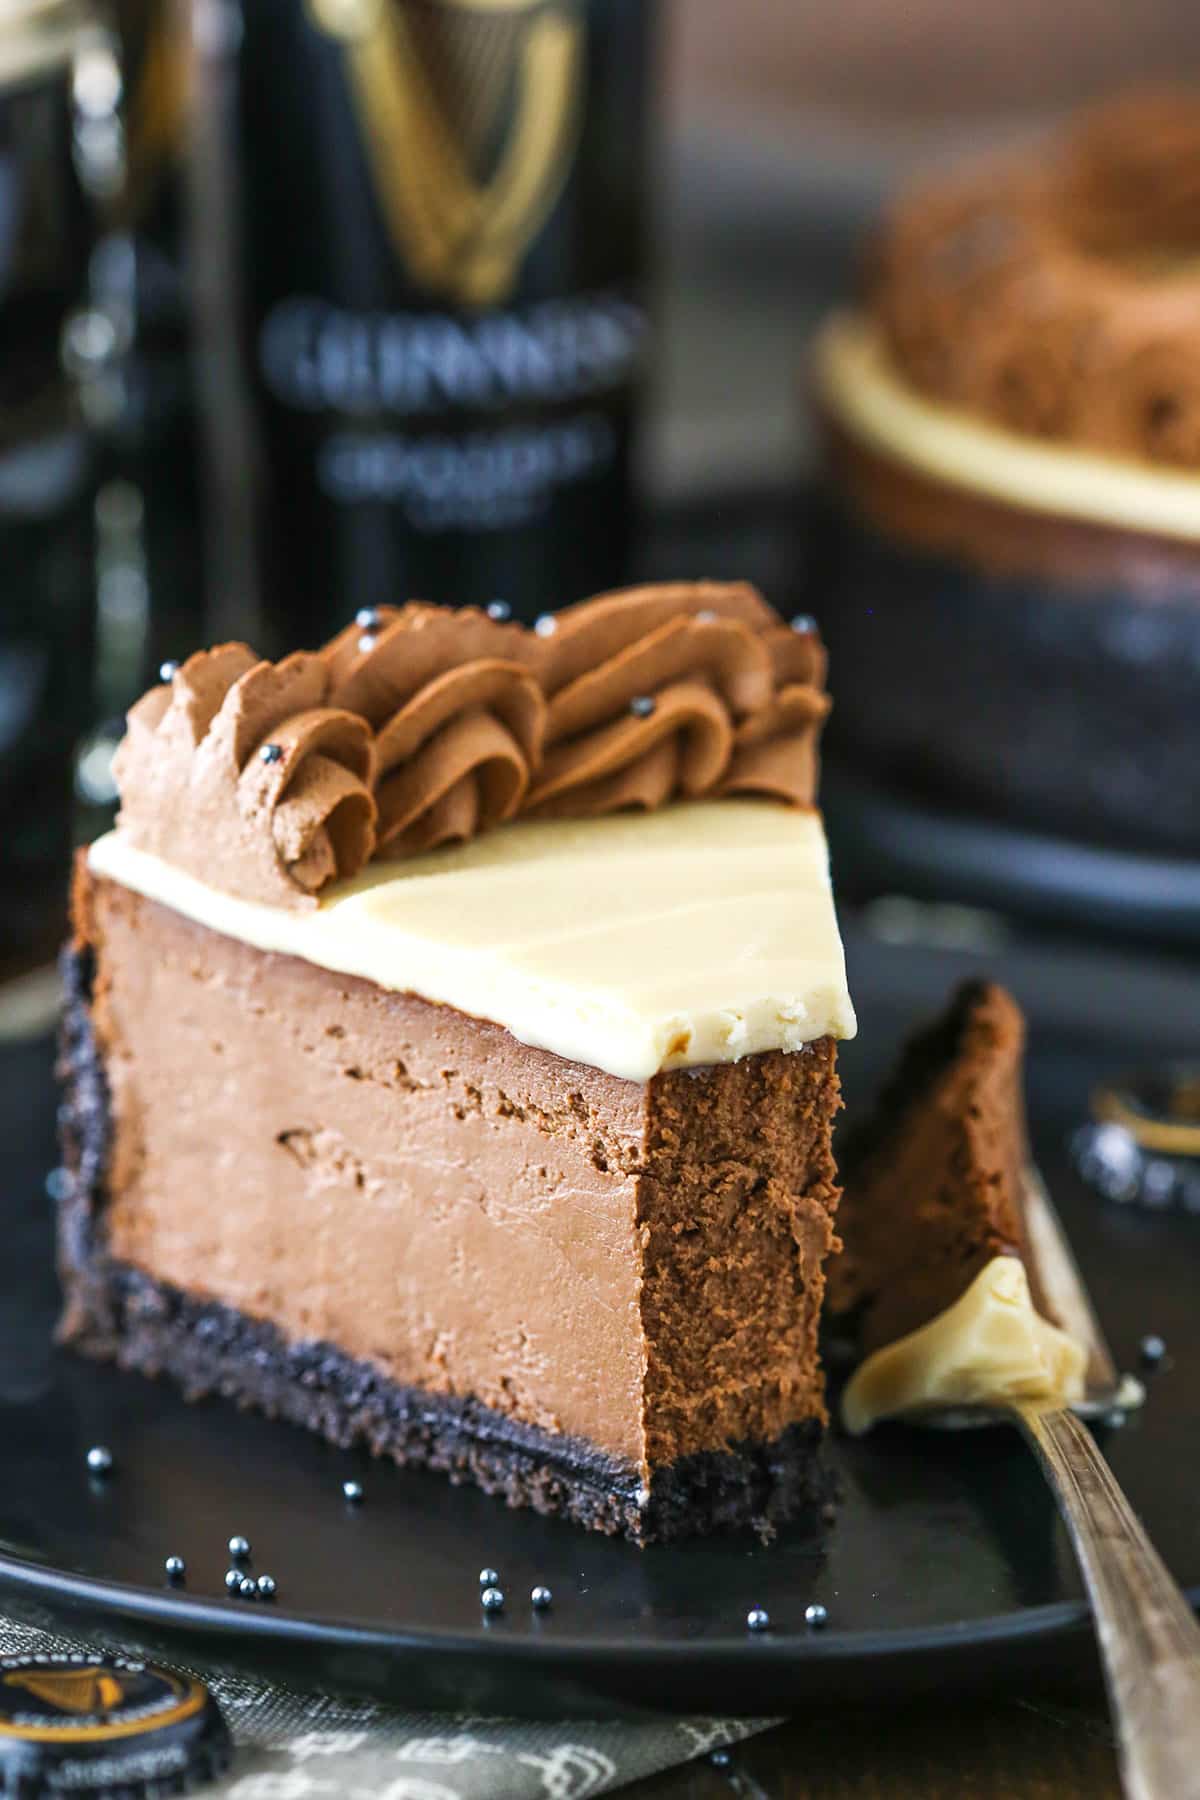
[324,604,544,858]
[113,583,829,905]
[115,646,376,907]
[526,583,827,815]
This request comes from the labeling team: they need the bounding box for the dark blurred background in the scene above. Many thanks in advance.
[1,0,1198,1002]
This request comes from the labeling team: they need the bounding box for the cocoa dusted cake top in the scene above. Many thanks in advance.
[114,582,828,911]
[869,87,1200,469]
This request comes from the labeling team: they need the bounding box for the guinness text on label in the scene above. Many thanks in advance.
[260,292,647,415]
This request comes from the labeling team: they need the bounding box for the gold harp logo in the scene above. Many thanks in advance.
[309,0,585,308]
[3,1668,126,1714]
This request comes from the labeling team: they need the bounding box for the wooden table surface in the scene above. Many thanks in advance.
[630,1683,1122,1797]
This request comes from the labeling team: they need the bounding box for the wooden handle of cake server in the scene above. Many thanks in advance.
[1018,1402,1200,1800]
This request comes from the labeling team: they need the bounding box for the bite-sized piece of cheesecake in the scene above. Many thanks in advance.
[57,583,856,1543]
[828,982,1085,1433]
[828,982,1032,1354]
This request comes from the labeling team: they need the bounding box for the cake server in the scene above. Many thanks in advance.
[928,1166,1200,1800]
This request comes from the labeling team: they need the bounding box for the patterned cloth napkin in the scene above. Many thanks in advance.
[0,1614,774,1798]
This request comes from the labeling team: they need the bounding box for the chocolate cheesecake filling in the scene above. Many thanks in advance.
[59,864,842,1540]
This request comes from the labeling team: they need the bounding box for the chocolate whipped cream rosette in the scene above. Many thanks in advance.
[114,647,377,907]
[810,87,1200,862]
[524,583,828,817]
[323,604,545,858]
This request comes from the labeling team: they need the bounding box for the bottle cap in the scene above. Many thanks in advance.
[0,1653,231,1797]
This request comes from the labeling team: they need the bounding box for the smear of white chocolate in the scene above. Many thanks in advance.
[842,1256,1087,1435]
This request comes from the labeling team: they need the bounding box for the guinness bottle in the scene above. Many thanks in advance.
[234,0,656,646]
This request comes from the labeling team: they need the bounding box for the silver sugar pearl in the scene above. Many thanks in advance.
[746,1606,770,1632]
[355,607,380,630]
[805,1603,829,1629]
[709,1747,732,1768]
[45,1167,70,1203]
[86,1445,114,1476]
[1140,1334,1167,1366]
[260,743,283,765]
[256,1573,277,1599]
[629,694,656,718]
[224,1568,243,1592]
[534,613,557,637]
[486,599,511,622]
[695,609,718,623]
[228,1535,251,1560]
[480,1586,505,1613]
[164,1555,186,1581]
[159,659,180,683]
[478,1567,500,1587]
[790,613,818,634]
[530,1585,553,1610]
[342,1479,364,1503]
[239,1576,258,1600]
[358,634,377,654]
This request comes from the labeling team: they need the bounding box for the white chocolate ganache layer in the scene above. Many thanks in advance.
[841,1256,1087,1435]
[89,800,857,1083]
[815,313,1200,542]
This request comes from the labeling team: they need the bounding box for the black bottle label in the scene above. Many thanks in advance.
[237,0,654,641]
[257,289,646,530]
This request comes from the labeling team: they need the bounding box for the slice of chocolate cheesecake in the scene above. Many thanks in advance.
[57,585,856,1543]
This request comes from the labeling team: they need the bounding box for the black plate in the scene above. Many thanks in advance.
[1,956,1198,1718]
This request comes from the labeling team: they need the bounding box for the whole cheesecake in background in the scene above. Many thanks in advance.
[812,87,1200,862]
[57,584,856,1544]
